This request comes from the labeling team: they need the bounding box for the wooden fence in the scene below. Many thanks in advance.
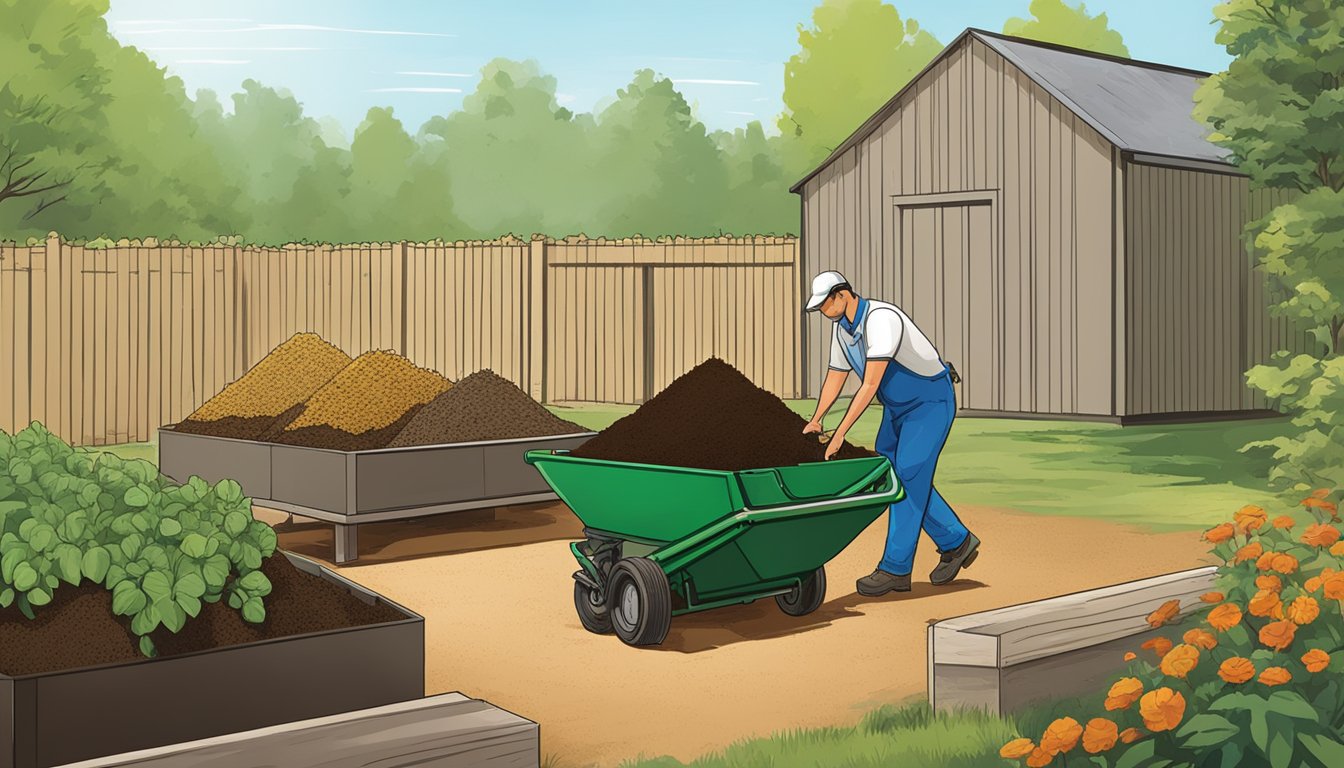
[0,234,801,446]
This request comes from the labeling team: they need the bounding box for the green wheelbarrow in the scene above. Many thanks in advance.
[524,450,904,646]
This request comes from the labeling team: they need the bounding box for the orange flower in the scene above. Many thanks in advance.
[1160,644,1200,679]
[1040,717,1083,754]
[1026,747,1053,768]
[1305,569,1329,593]
[1139,688,1186,732]
[1259,667,1292,686]
[1249,589,1284,619]
[1331,542,1344,557]
[1310,488,1333,500]
[1183,628,1218,650]
[1257,552,1299,574]
[1272,515,1295,530]
[1082,718,1119,754]
[1302,649,1331,673]
[1204,522,1236,543]
[1141,636,1173,657]
[1303,524,1342,548]
[1259,620,1297,651]
[1288,596,1320,625]
[1200,591,1225,603]
[1104,677,1144,711]
[1118,727,1143,744]
[1234,542,1264,564]
[1218,657,1255,684]
[1303,495,1339,517]
[1000,738,1036,759]
[1208,603,1243,631]
[1123,652,1137,661]
[1235,505,1268,532]
[1256,574,1283,592]
[1147,599,1181,628]
[1323,572,1344,600]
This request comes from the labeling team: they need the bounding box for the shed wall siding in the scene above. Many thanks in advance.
[801,38,1115,416]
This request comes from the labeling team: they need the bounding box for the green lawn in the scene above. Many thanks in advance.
[90,401,1291,533]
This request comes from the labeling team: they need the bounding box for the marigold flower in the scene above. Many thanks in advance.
[1310,488,1333,500]
[1207,603,1243,631]
[1118,727,1143,744]
[1259,620,1297,651]
[1200,591,1225,603]
[1272,515,1295,530]
[1139,688,1186,732]
[1256,574,1282,592]
[1204,522,1236,543]
[1146,599,1181,628]
[1331,542,1344,557]
[1104,677,1144,711]
[1183,628,1217,650]
[1259,667,1291,686]
[1256,552,1298,575]
[1249,589,1284,619]
[1303,524,1342,548]
[1000,738,1036,759]
[1302,649,1331,673]
[1323,572,1344,600]
[1303,495,1339,518]
[1160,644,1200,679]
[1082,718,1119,754]
[1040,717,1083,754]
[1288,596,1320,625]
[1235,505,1267,532]
[1218,657,1255,684]
[1123,652,1137,661]
[1026,747,1053,768]
[1234,542,1264,564]
[1306,574,1326,593]
[1141,636,1173,657]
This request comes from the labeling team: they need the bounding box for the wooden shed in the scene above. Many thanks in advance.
[792,29,1309,423]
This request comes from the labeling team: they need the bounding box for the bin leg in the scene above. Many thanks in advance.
[334,523,359,564]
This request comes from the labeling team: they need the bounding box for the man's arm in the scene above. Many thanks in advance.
[805,368,849,433]
[826,359,889,459]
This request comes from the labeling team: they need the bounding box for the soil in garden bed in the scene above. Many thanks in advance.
[0,555,406,677]
[388,369,588,447]
[569,357,873,471]
[268,404,426,451]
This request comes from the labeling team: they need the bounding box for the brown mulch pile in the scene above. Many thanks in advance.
[389,369,588,447]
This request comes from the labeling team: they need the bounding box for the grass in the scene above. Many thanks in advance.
[87,401,1292,533]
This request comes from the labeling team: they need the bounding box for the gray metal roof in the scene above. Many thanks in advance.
[791,29,1231,193]
[975,31,1230,164]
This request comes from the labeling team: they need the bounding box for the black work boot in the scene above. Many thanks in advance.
[930,532,980,586]
[856,569,911,596]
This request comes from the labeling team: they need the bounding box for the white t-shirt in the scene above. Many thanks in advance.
[829,300,946,377]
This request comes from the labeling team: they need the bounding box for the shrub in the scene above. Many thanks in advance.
[0,422,278,657]
[998,491,1344,767]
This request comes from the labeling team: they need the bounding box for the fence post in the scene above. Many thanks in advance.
[528,237,547,403]
[395,241,408,358]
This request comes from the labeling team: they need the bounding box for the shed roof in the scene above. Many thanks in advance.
[790,29,1230,194]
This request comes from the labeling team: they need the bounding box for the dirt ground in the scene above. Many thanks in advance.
[262,503,1214,767]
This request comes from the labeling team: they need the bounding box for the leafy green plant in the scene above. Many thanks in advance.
[0,422,277,657]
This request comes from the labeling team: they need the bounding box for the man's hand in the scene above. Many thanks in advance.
[823,433,844,461]
[803,420,823,435]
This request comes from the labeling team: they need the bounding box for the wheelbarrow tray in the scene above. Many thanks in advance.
[525,451,903,612]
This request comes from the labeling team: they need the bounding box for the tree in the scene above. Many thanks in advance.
[712,123,796,234]
[778,0,942,168]
[1194,0,1344,491]
[1002,0,1130,57]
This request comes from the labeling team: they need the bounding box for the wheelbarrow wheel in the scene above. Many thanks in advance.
[776,566,827,617]
[574,581,612,634]
[607,557,672,646]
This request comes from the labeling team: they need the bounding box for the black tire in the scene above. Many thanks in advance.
[776,567,827,617]
[606,557,672,646]
[574,579,612,634]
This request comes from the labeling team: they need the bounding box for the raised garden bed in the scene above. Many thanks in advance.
[0,551,423,768]
[158,429,596,563]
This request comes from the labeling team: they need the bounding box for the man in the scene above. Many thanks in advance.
[803,270,980,596]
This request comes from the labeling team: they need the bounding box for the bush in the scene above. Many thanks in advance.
[1244,353,1344,494]
[997,492,1344,767]
[0,422,278,657]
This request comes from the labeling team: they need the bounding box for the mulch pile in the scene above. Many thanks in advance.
[0,555,405,676]
[569,357,873,470]
[389,370,588,447]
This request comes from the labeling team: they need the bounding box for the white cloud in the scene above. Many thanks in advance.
[174,59,252,65]
[726,111,756,117]
[555,93,578,105]
[124,23,453,38]
[752,97,770,102]
[142,46,324,51]
[114,18,253,25]
[671,78,759,86]
[368,87,464,94]
[657,56,750,64]
[395,71,474,78]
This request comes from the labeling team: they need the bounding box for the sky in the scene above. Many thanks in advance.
[104,0,1234,142]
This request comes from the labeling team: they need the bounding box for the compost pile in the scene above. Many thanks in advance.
[570,357,873,470]
[266,350,453,451]
[174,333,352,440]
[389,369,587,447]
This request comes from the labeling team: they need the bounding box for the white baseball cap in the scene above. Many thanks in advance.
[804,270,851,312]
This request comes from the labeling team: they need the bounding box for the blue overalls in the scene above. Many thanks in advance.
[838,299,970,576]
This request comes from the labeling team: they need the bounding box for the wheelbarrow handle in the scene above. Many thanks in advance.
[834,459,896,498]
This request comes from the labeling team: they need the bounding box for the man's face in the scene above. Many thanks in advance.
[818,290,846,320]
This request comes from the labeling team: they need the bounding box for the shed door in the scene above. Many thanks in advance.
[897,201,997,411]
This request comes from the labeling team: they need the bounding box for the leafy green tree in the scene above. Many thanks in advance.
[712,123,796,234]
[1193,0,1344,491]
[1002,0,1130,57]
[778,0,941,168]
